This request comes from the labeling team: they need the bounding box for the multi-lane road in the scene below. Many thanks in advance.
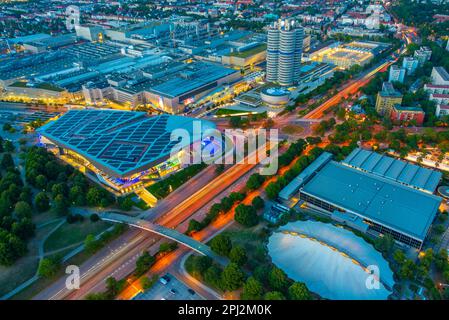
[31,25,415,301]
[303,62,391,119]
[33,165,220,300]
[34,143,269,300]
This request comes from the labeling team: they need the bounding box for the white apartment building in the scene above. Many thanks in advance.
[414,46,432,66]
[402,57,419,75]
[431,67,449,86]
[424,84,449,95]
[388,65,406,83]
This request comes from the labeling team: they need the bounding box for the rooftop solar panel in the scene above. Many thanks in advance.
[38,110,216,177]
[342,148,442,193]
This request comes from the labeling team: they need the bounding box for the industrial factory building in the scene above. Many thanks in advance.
[82,61,241,114]
[280,148,442,250]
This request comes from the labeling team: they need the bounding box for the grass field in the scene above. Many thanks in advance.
[146,163,207,199]
[221,224,269,269]
[215,108,245,116]
[10,248,97,300]
[0,221,60,297]
[229,44,267,58]
[9,81,64,92]
[32,210,59,226]
[44,220,111,253]
[281,125,305,135]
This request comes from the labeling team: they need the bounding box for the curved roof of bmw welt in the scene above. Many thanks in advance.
[37,109,216,178]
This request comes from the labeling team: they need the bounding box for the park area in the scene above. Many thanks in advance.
[281,125,304,135]
[0,122,133,299]
[0,207,114,299]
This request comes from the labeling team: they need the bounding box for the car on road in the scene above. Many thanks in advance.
[187,289,196,295]
[169,289,177,295]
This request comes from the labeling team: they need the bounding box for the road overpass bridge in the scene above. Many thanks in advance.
[101,212,228,266]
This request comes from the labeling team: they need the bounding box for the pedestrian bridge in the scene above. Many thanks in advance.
[101,212,228,266]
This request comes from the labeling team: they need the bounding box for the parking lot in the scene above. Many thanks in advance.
[132,273,204,300]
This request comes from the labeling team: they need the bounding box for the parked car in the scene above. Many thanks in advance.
[160,274,171,285]
[187,289,196,295]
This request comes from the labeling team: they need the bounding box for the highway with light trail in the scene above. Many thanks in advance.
[31,23,415,301]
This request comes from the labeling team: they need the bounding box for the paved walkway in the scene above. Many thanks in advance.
[1,219,65,300]
[0,220,115,300]
[437,226,449,253]
[174,252,222,300]
[36,218,65,229]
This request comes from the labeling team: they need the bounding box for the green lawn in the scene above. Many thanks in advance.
[215,108,245,116]
[0,221,60,297]
[229,44,267,58]
[11,224,126,300]
[221,225,269,267]
[124,193,149,210]
[9,81,64,92]
[236,95,260,104]
[281,125,305,135]
[32,210,60,226]
[146,163,207,199]
[221,227,264,244]
[36,83,64,92]
[44,220,112,253]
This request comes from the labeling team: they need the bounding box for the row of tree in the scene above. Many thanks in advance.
[147,163,207,199]
[186,191,246,234]
[186,253,311,300]
[0,141,35,265]
[266,149,315,200]
[25,146,115,219]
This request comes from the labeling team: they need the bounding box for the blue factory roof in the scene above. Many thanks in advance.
[7,33,51,44]
[37,110,216,177]
[342,148,442,193]
[149,63,238,98]
[301,161,441,241]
